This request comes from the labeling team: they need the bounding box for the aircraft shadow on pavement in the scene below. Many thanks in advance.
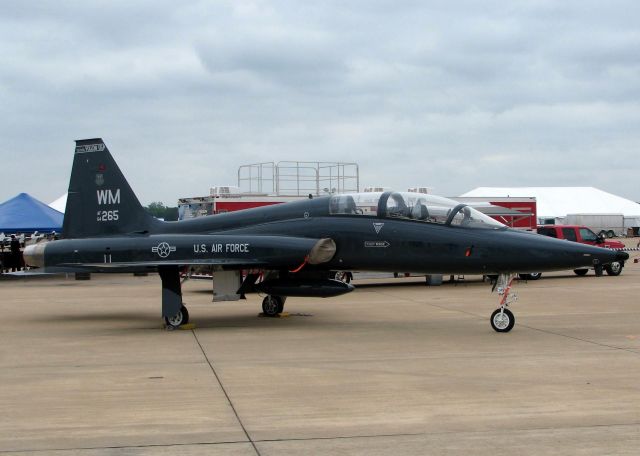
[25,273,608,331]
[521,273,606,282]
[28,307,321,331]
[352,280,482,289]
[31,311,158,325]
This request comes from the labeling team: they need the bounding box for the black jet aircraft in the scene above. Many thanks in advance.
[24,139,628,332]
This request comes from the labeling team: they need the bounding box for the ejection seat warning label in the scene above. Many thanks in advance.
[194,243,250,253]
[364,241,390,248]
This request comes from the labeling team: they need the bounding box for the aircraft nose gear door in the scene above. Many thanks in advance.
[490,273,517,333]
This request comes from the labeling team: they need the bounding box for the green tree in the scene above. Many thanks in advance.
[145,202,178,221]
[164,206,178,221]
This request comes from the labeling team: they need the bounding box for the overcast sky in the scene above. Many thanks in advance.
[1,0,639,206]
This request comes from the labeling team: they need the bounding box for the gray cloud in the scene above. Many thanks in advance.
[1,0,638,206]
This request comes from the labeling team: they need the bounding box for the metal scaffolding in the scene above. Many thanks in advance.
[237,161,359,196]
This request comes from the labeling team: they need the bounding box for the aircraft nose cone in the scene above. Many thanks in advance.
[616,251,630,261]
[591,247,628,266]
[507,231,629,273]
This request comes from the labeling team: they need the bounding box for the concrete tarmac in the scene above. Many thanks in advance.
[1,256,639,454]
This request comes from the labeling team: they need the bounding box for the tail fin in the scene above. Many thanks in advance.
[62,138,160,238]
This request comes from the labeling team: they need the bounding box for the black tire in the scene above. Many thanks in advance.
[165,305,189,327]
[490,308,515,333]
[605,262,623,276]
[262,295,283,317]
[598,230,607,238]
[518,273,542,280]
[573,268,589,276]
[607,230,615,238]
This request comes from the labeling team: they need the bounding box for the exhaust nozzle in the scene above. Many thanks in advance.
[23,242,46,268]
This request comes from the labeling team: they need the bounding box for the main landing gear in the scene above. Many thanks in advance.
[490,273,518,333]
[165,305,189,327]
[159,266,190,329]
[262,295,286,317]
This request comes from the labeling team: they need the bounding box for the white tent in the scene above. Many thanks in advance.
[460,187,640,228]
[49,193,67,214]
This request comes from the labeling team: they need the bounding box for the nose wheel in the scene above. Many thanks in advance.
[490,273,517,333]
[491,308,515,332]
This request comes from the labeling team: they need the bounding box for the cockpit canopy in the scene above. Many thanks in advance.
[329,191,504,229]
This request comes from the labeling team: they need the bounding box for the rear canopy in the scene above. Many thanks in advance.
[0,193,63,234]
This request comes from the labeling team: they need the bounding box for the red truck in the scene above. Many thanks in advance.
[534,225,625,277]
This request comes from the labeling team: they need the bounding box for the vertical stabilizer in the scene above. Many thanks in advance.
[62,138,160,238]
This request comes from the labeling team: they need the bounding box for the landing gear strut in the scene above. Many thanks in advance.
[262,295,285,317]
[490,273,517,333]
[159,266,189,328]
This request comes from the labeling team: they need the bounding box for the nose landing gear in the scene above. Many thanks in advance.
[490,273,517,333]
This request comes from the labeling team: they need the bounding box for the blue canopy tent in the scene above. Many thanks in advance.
[0,193,63,234]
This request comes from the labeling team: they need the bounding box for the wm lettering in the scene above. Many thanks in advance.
[97,189,121,205]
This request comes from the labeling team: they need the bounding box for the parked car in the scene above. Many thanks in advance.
[534,225,626,277]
